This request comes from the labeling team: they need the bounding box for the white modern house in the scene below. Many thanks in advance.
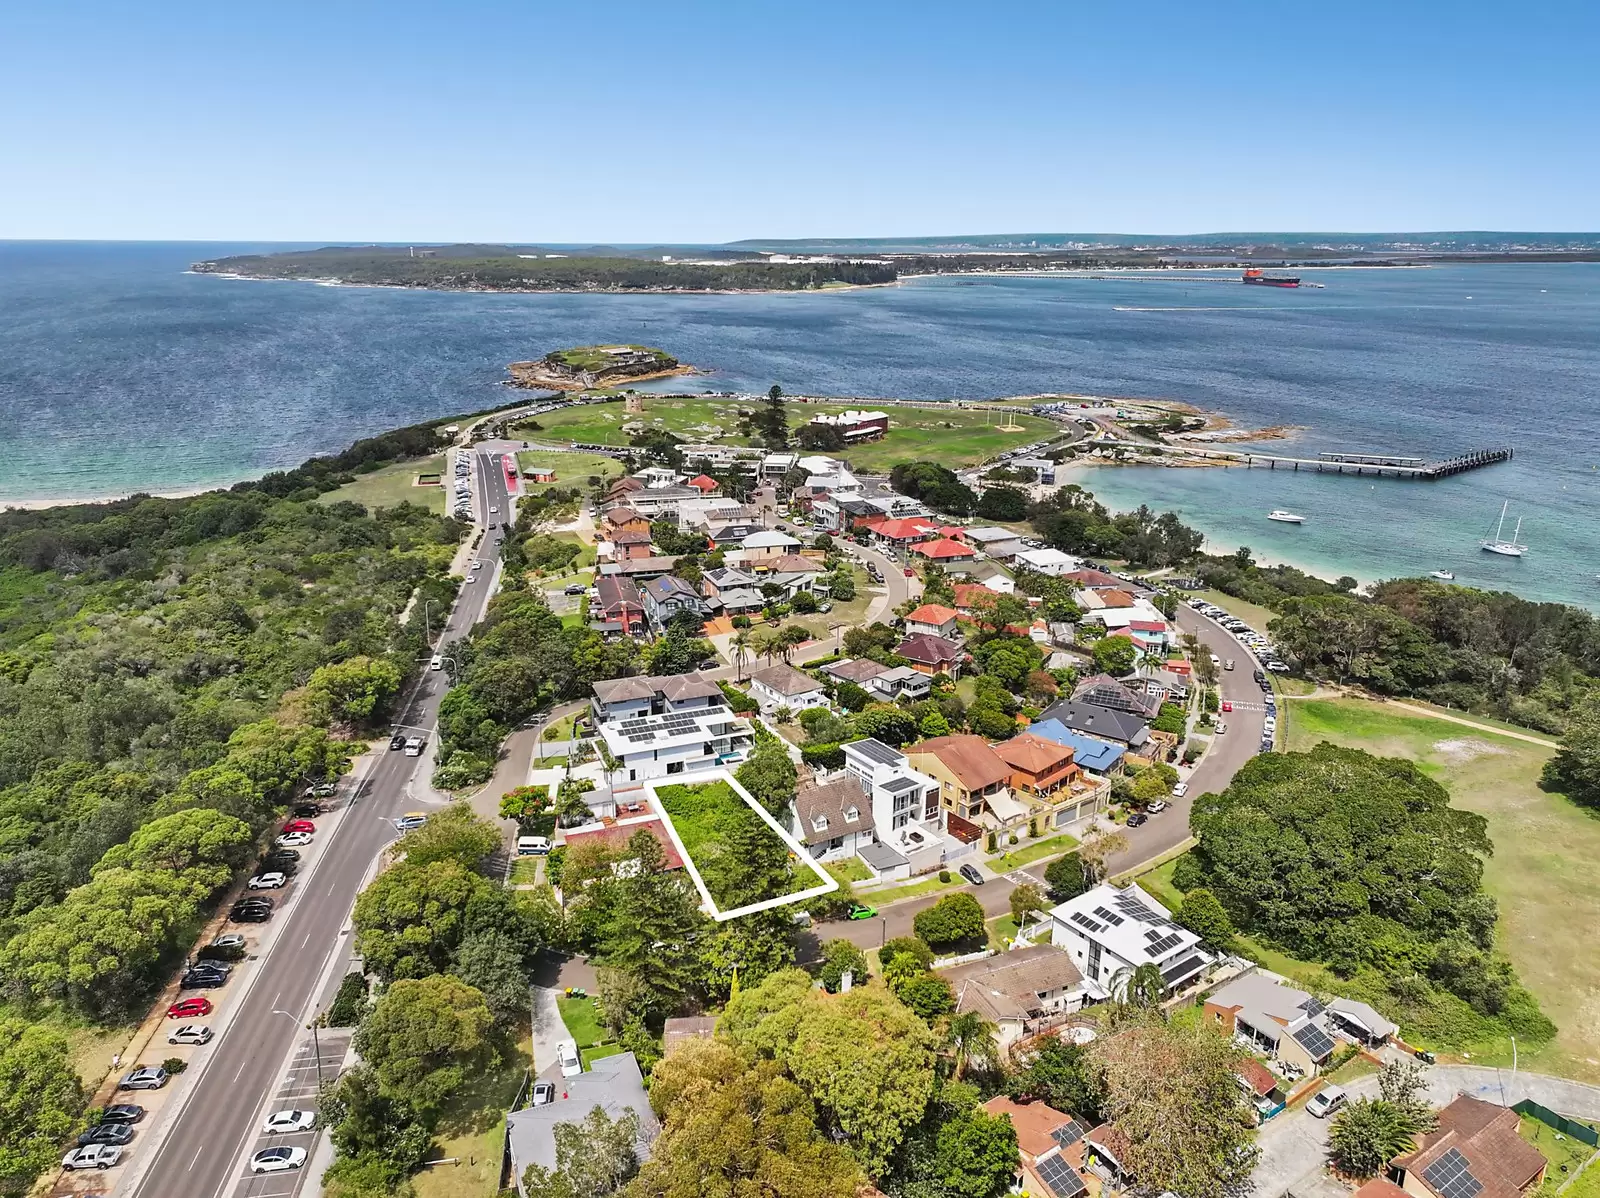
[590,673,754,785]
[746,664,830,715]
[962,526,1026,560]
[1014,547,1081,576]
[1033,882,1212,997]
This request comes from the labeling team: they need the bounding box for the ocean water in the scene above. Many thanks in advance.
[1,242,1596,607]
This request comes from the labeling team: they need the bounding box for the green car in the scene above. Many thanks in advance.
[846,902,877,920]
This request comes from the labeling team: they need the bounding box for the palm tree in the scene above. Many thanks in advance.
[939,1010,1000,1081]
[554,787,593,828]
[1110,961,1166,1014]
[732,631,752,681]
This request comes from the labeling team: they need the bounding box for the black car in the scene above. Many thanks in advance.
[198,935,248,961]
[180,968,231,990]
[260,853,299,875]
[389,733,407,751]
[98,1105,146,1125]
[1126,812,1149,828]
[230,901,273,923]
[958,863,985,886]
[77,1123,135,1147]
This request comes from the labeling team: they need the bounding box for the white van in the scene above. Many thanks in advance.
[403,736,424,757]
[516,835,551,856]
[429,655,443,671]
[556,1039,581,1078]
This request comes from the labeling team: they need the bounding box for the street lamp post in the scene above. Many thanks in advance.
[272,1009,324,1090]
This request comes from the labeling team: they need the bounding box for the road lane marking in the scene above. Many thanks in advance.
[233,1057,251,1083]
[190,1146,204,1170]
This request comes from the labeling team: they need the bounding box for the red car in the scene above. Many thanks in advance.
[167,996,214,1019]
[903,567,915,577]
[1221,701,1233,713]
[281,819,316,835]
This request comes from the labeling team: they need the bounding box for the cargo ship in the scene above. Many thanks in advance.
[1242,268,1300,288]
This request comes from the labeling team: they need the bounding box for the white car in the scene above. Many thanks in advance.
[250,1146,308,1174]
[557,1038,582,1078]
[276,832,313,848]
[248,872,287,890]
[263,1109,317,1134]
[168,1024,213,1046]
[1307,1086,1348,1118]
[489,505,499,514]
[393,813,428,831]
[62,1144,123,1170]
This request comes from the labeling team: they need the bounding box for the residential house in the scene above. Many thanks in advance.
[596,555,681,583]
[608,528,656,561]
[821,658,892,688]
[1061,568,1124,589]
[1236,1057,1290,1120]
[1036,700,1151,754]
[806,409,889,441]
[1014,547,1080,576]
[676,496,748,530]
[623,485,701,519]
[601,506,651,539]
[1026,721,1127,778]
[590,672,754,784]
[904,603,961,640]
[913,538,977,567]
[505,1053,659,1198]
[642,574,711,630]
[1073,587,1136,612]
[943,945,1088,1052]
[562,817,686,871]
[766,554,827,597]
[978,1097,1093,1198]
[705,519,764,549]
[1133,668,1192,706]
[895,632,965,678]
[635,466,681,488]
[740,529,802,570]
[758,452,798,479]
[747,664,830,715]
[862,494,929,520]
[1007,456,1057,484]
[1324,998,1400,1046]
[700,565,760,600]
[844,732,940,844]
[1204,975,1346,1075]
[592,576,648,639]
[661,1016,718,1055]
[905,734,1016,827]
[867,665,932,701]
[790,776,876,862]
[863,516,939,546]
[602,476,644,506]
[1121,619,1173,656]
[992,733,1082,802]
[1070,673,1162,720]
[1037,882,1212,996]
[1391,1096,1547,1198]
[685,473,719,494]
[961,526,1025,560]
[953,582,1001,613]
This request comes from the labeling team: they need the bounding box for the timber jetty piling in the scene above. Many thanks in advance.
[1097,440,1513,480]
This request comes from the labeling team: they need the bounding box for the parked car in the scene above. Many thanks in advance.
[277,831,313,848]
[532,1082,556,1107]
[516,836,551,856]
[250,1146,308,1174]
[281,819,316,834]
[563,583,585,595]
[1214,722,1228,735]
[230,901,273,924]
[167,996,213,1019]
[1220,701,1233,712]
[118,1066,168,1091]
[248,872,287,890]
[1151,795,1173,810]
[557,1039,582,1079]
[1307,1086,1348,1118]
[1224,659,1235,671]
[180,966,232,989]
[168,1024,214,1046]
[1126,812,1148,828]
[262,1109,317,1134]
[97,1105,146,1125]
[76,1122,135,1147]
[198,935,247,961]
[846,902,877,920]
[958,863,985,886]
[62,1144,124,1170]
[260,851,299,873]
[307,782,337,797]
[292,803,323,819]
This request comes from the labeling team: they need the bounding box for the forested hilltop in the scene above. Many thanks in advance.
[192,248,898,291]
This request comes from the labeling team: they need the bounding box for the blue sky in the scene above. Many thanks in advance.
[3,0,1597,241]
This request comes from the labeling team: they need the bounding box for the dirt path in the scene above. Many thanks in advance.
[1383,701,1559,749]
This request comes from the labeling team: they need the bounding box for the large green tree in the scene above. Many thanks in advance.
[353,975,495,1115]
[0,1022,85,1198]
[590,830,708,1023]
[352,858,493,982]
[913,893,986,951]
[521,1105,640,1198]
[1541,692,1600,809]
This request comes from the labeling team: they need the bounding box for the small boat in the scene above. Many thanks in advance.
[1267,510,1306,524]
[1479,500,1527,557]
[1430,570,1455,581]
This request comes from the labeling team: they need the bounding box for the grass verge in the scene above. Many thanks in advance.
[411,1027,530,1198]
[317,455,447,513]
[556,996,606,1049]
[988,833,1077,872]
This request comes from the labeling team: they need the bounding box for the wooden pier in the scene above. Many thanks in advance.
[1095,440,1513,480]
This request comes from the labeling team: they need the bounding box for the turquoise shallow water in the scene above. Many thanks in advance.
[0,243,1595,607]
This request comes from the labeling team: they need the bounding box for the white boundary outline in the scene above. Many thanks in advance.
[645,769,837,921]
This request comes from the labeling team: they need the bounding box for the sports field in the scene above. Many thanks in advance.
[510,397,1058,471]
[1287,697,1600,1082]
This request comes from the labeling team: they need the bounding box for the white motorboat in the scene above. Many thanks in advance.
[1429,570,1455,581]
[1267,510,1306,524]
[1479,501,1527,557]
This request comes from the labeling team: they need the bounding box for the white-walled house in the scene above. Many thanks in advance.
[746,664,829,716]
[790,777,876,862]
[590,673,754,786]
[1035,882,1212,997]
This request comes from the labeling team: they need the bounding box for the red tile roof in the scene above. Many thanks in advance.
[1099,590,1137,608]
[1235,1058,1279,1096]
[687,474,720,492]
[953,583,999,610]
[980,1096,1080,1161]
[1394,1096,1546,1198]
[909,734,1010,791]
[564,817,684,870]
[914,538,977,560]
[905,603,959,626]
[867,517,939,541]
[992,732,1076,775]
[1128,620,1168,633]
[895,633,964,665]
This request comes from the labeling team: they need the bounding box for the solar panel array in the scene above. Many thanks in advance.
[1070,911,1104,934]
[615,711,707,745]
[1300,996,1326,1019]
[1035,1153,1087,1198]
[1423,1149,1482,1198]
[1291,1020,1337,1060]
[1113,893,1162,923]
[1145,932,1183,956]
[1050,1119,1088,1149]
[1092,905,1125,927]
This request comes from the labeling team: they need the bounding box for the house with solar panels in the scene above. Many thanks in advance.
[1034,882,1212,998]
[590,673,754,785]
[980,1096,1097,1198]
[1204,974,1399,1076]
[1391,1095,1547,1198]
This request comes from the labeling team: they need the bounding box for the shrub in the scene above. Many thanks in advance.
[913,893,986,950]
[326,972,371,1027]
[939,869,952,883]
[881,937,935,969]
[162,1057,188,1075]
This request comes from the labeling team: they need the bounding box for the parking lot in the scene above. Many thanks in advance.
[226,1028,351,1198]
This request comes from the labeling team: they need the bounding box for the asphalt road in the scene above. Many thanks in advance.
[814,599,1274,950]
[127,449,513,1198]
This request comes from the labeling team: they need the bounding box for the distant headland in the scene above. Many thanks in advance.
[505,345,694,391]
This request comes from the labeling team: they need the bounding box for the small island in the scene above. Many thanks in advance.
[505,345,694,391]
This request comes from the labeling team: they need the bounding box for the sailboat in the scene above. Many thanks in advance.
[1479,501,1527,557]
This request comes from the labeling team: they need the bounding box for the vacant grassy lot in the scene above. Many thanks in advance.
[513,450,625,492]
[826,859,872,884]
[1288,697,1600,1082]
[655,780,817,909]
[556,995,606,1048]
[988,833,1078,871]
[1520,1114,1596,1180]
[411,1027,531,1198]
[317,455,447,513]
[513,397,1057,470]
